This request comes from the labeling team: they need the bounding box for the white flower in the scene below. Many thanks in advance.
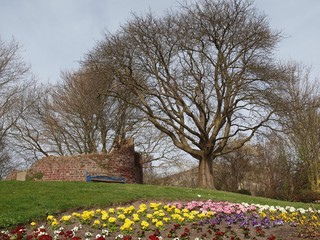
[101,229,109,236]
[53,230,62,235]
[269,206,276,212]
[308,207,315,213]
[297,208,306,214]
[38,225,46,230]
[197,194,201,198]
[72,225,82,233]
[85,232,93,237]
[288,206,296,212]
[38,231,48,236]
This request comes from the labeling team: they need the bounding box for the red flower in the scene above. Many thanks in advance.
[37,235,52,240]
[96,236,105,240]
[0,232,10,240]
[267,235,276,240]
[11,226,26,235]
[149,236,160,240]
[215,231,225,236]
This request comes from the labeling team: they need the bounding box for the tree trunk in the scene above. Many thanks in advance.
[198,156,216,189]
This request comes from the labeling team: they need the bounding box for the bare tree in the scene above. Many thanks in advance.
[22,66,141,156]
[8,85,52,164]
[91,0,285,188]
[275,63,320,192]
[214,139,255,192]
[0,37,33,173]
[252,134,296,200]
[0,38,30,142]
[0,140,13,179]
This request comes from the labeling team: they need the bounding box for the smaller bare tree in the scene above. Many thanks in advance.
[214,139,255,192]
[0,37,33,172]
[275,63,320,192]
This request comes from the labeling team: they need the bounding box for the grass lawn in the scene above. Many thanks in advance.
[0,181,317,228]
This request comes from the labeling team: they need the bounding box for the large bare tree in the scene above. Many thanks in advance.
[91,0,286,188]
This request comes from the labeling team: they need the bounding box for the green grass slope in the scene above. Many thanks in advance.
[0,181,316,228]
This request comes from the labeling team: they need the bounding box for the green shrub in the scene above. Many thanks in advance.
[26,172,43,181]
[235,189,252,196]
[294,189,320,203]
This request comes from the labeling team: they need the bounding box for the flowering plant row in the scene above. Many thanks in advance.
[1,200,319,240]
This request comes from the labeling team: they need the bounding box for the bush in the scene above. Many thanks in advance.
[235,189,252,196]
[26,172,43,181]
[294,189,320,203]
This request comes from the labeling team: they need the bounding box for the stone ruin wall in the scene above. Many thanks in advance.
[25,139,143,183]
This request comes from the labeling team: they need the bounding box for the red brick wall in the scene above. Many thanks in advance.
[27,139,143,183]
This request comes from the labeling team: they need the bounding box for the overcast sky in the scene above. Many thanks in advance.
[1,0,320,83]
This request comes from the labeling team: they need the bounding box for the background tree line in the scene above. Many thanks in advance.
[1,0,320,201]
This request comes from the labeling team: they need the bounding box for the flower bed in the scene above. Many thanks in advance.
[1,200,320,239]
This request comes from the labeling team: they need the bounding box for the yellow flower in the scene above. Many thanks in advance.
[47,215,55,221]
[171,213,184,223]
[120,218,134,232]
[124,206,135,215]
[137,208,146,214]
[81,211,95,221]
[174,208,181,214]
[260,212,267,218]
[132,214,140,222]
[206,211,214,217]
[185,213,195,221]
[101,213,109,221]
[30,222,37,227]
[139,203,147,210]
[153,210,165,218]
[197,213,206,219]
[96,209,101,213]
[191,210,199,215]
[101,210,107,215]
[164,205,175,213]
[149,202,161,210]
[60,215,72,223]
[163,217,171,223]
[141,220,149,230]
[108,217,117,223]
[118,214,126,220]
[147,214,153,219]
[312,215,318,221]
[51,220,59,226]
[108,208,115,214]
[155,221,164,228]
[72,212,81,218]
[93,220,101,227]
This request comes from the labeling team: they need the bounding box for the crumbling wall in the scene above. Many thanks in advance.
[27,138,143,183]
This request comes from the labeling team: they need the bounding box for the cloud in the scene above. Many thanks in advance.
[1,0,320,82]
